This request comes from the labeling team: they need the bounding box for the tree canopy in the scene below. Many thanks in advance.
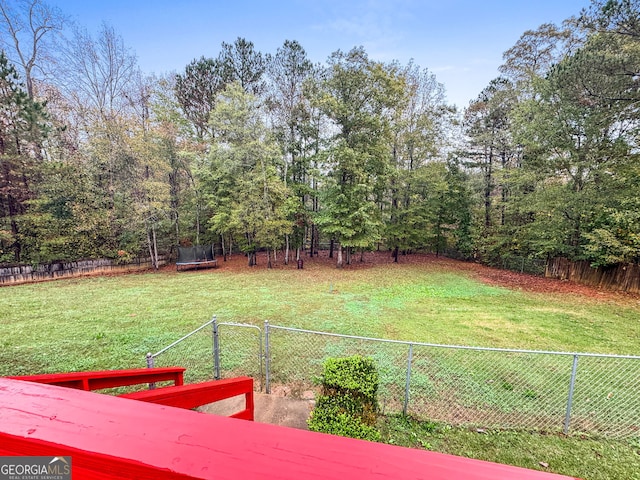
[0,0,638,269]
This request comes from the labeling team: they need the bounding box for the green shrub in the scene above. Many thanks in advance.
[308,355,381,441]
[322,355,379,401]
[308,402,381,442]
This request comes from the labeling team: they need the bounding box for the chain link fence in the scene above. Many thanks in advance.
[493,255,546,276]
[147,317,216,385]
[144,318,640,439]
[146,317,263,391]
[216,322,263,390]
[262,325,640,439]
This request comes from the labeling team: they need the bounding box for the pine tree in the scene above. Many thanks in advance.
[0,53,47,262]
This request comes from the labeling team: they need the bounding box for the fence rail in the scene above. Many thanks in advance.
[145,318,640,439]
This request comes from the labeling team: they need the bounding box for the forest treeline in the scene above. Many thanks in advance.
[0,0,638,268]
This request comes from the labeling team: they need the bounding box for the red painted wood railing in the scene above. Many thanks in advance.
[8,367,185,391]
[119,376,254,420]
[0,378,579,480]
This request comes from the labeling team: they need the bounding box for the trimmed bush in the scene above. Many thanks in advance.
[308,355,381,442]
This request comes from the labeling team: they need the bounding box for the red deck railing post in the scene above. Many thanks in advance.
[245,389,254,421]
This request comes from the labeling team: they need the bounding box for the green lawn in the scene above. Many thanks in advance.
[1,255,639,478]
[380,415,640,480]
[2,258,639,378]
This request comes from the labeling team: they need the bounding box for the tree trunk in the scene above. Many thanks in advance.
[314,225,319,255]
[329,239,334,258]
[309,224,315,257]
[152,224,159,269]
[436,209,443,258]
[246,230,255,266]
[285,234,289,265]
[221,234,226,261]
[169,166,180,247]
[393,245,399,263]
[484,148,494,229]
[147,227,154,268]
[267,249,272,269]
[195,195,201,246]
[11,217,20,262]
[174,209,180,248]
[501,150,507,227]
[336,245,343,268]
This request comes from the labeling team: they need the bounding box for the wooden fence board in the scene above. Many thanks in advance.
[0,256,167,285]
[546,258,640,294]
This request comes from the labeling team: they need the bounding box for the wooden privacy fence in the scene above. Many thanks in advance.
[546,258,640,294]
[0,255,167,286]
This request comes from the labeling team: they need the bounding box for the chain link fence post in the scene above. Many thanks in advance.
[264,320,271,394]
[212,315,220,380]
[146,352,156,390]
[563,354,579,434]
[403,343,413,415]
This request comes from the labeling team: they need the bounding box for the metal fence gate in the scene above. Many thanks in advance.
[146,316,264,390]
[214,319,263,390]
[146,317,216,385]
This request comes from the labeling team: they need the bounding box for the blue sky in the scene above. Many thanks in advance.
[50,0,590,108]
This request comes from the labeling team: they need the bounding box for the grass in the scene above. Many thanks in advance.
[379,415,640,480]
[3,260,639,372]
[1,254,640,478]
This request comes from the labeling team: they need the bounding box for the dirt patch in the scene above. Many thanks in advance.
[165,250,638,303]
[439,257,637,302]
[268,382,319,400]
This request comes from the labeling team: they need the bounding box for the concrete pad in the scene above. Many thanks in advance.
[198,393,314,430]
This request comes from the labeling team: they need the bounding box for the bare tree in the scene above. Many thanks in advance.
[0,0,66,98]
[499,22,582,89]
[57,23,139,122]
